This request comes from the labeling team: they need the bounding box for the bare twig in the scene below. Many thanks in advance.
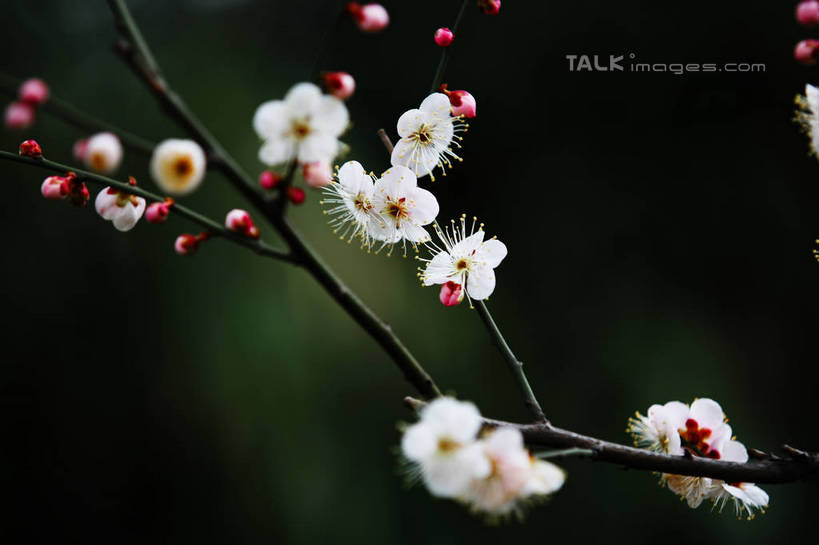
[377,128,394,154]
[429,0,471,93]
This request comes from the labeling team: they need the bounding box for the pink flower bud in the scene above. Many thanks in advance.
[434,28,455,47]
[478,0,501,15]
[347,2,389,33]
[259,170,282,189]
[439,281,464,307]
[40,176,68,200]
[798,1,819,26]
[795,39,819,65]
[19,139,42,158]
[63,173,90,207]
[73,138,88,161]
[18,78,49,105]
[322,72,356,100]
[287,186,306,205]
[303,161,333,188]
[446,89,476,118]
[175,233,199,255]
[225,208,260,238]
[146,200,173,224]
[4,101,35,129]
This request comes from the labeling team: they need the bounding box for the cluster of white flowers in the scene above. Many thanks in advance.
[628,398,769,519]
[401,397,565,517]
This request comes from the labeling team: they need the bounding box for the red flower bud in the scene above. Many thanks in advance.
[439,281,465,307]
[19,139,42,158]
[18,78,49,105]
[259,170,282,189]
[286,186,306,205]
[434,28,455,47]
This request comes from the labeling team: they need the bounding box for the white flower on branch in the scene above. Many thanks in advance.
[321,160,382,248]
[419,215,507,304]
[84,132,123,174]
[629,398,769,518]
[253,82,348,167]
[463,427,565,517]
[95,186,146,232]
[401,397,491,497]
[795,83,819,157]
[390,92,467,181]
[150,139,206,196]
[370,165,439,254]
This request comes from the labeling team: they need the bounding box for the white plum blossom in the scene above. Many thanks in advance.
[390,92,467,181]
[420,215,507,304]
[370,165,439,254]
[795,84,819,156]
[321,160,384,248]
[401,397,491,498]
[95,187,146,232]
[150,139,207,196]
[628,398,769,517]
[253,82,348,167]
[462,427,565,517]
[84,132,123,174]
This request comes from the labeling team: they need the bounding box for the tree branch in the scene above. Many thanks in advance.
[105,0,442,399]
[429,0,470,93]
[0,151,294,263]
[404,396,819,484]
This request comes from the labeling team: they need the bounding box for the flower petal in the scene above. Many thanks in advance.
[312,95,349,136]
[258,138,295,166]
[420,92,451,118]
[297,133,338,164]
[466,265,496,300]
[475,238,507,268]
[396,108,425,137]
[284,82,322,117]
[253,100,287,140]
[408,187,439,225]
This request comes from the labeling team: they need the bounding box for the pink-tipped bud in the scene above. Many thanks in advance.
[63,173,89,207]
[73,138,89,161]
[146,199,173,224]
[286,186,306,205]
[440,86,476,118]
[19,139,42,158]
[439,281,464,307]
[347,2,389,33]
[795,39,819,65]
[259,170,282,189]
[798,1,819,26]
[434,28,455,47]
[303,161,333,188]
[225,208,260,238]
[478,0,501,15]
[175,233,200,255]
[322,72,356,100]
[18,78,49,105]
[40,175,68,200]
[4,101,35,129]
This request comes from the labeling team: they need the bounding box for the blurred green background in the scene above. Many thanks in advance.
[1,0,818,543]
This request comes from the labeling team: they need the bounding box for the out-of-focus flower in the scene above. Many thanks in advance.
[346,2,389,33]
[303,161,333,188]
[401,397,490,498]
[145,199,173,224]
[420,215,507,303]
[286,186,306,204]
[797,1,819,26]
[478,0,501,15]
[73,138,89,161]
[175,233,207,255]
[370,165,439,254]
[84,132,123,174]
[225,208,260,238]
[795,84,819,156]
[19,139,42,158]
[391,92,467,181]
[795,39,819,65]
[322,72,356,100]
[434,27,454,47]
[95,186,146,232]
[259,170,283,190]
[5,101,35,129]
[18,78,49,105]
[253,82,348,167]
[150,139,206,196]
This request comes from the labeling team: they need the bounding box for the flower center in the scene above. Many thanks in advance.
[679,418,720,459]
[411,124,432,144]
[386,197,409,220]
[291,119,312,139]
[455,257,472,272]
[437,438,460,452]
[353,193,372,212]
[174,156,193,177]
[90,152,107,171]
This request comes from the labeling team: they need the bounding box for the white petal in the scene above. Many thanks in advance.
[452,231,485,256]
[396,108,425,138]
[252,100,288,140]
[401,222,432,244]
[312,95,349,136]
[401,423,437,462]
[720,439,748,463]
[525,460,566,496]
[419,92,451,118]
[284,82,322,117]
[390,138,437,179]
[94,188,117,219]
[689,398,725,429]
[423,251,455,286]
[337,160,369,194]
[297,133,338,164]
[258,138,295,166]
[407,187,439,225]
[475,238,507,269]
[421,397,482,442]
[807,84,819,113]
[376,165,417,198]
[466,265,496,300]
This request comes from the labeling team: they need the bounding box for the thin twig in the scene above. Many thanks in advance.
[0,151,294,263]
[429,0,471,93]
[475,300,547,423]
[106,0,442,399]
[377,128,394,154]
[0,71,156,156]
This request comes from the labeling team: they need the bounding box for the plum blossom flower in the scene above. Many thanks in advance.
[5,101,35,129]
[711,440,769,519]
[150,139,206,196]
[795,84,819,156]
[401,397,490,498]
[84,132,123,174]
[253,82,348,167]
[391,93,468,181]
[370,165,439,254]
[18,78,49,105]
[420,215,507,304]
[462,427,565,517]
[346,2,389,32]
[95,187,146,232]
[321,160,382,248]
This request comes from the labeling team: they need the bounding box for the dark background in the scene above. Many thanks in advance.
[1,0,817,543]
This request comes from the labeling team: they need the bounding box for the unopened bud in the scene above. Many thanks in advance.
[40,175,68,200]
[73,138,88,161]
[64,173,90,207]
[439,281,464,307]
[323,72,356,100]
[434,28,454,47]
[4,101,35,129]
[259,170,282,189]
[286,186,306,205]
[477,0,501,15]
[225,208,260,238]
[346,2,389,33]
[795,39,819,65]
[440,86,476,118]
[18,78,49,105]
[303,161,333,188]
[175,233,200,255]
[146,199,173,224]
[798,1,819,26]
[19,139,42,158]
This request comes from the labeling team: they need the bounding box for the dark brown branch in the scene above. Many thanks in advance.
[404,397,819,484]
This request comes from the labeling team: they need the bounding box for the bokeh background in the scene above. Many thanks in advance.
[1,0,817,543]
